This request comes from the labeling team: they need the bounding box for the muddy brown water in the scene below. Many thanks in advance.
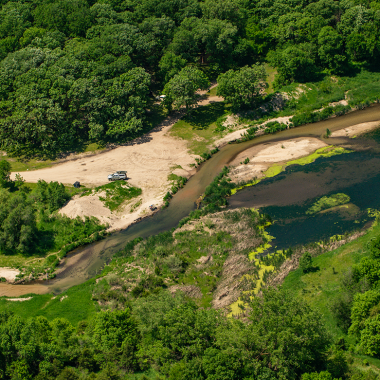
[2,105,380,296]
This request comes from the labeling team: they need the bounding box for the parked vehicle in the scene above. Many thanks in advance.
[108,171,127,181]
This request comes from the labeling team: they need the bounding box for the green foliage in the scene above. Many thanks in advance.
[359,315,380,357]
[83,182,142,211]
[268,44,318,87]
[163,66,210,110]
[33,180,70,212]
[0,162,106,277]
[216,64,267,111]
[264,121,287,134]
[349,289,380,337]
[0,159,11,187]
[302,371,338,380]
[306,193,351,215]
[0,0,377,158]
[0,189,35,253]
[299,251,314,273]
[202,166,235,214]
[291,105,352,127]
[0,308,138,379]
[318,26,346,75]
[159,52,187,83]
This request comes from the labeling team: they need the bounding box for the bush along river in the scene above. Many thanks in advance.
[1,105,380,296]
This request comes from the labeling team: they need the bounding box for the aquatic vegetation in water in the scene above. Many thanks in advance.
[263,164,283,178]
[306,193,351,215]
[287,146,350,167]
[231,146,351,195]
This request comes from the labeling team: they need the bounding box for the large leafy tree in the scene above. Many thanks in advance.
[163,66,209,110]
[0,189,36,253]
[0,159,11,188]
[268,44,318,86]
[318,26,346,74]
[216,64,267,110]
[217,288,331,379]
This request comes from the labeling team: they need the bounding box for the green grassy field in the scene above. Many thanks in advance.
[206,86,218,96]
[0,279,97,325]
[264,63,277,94]
[281,223,380,375]
[282,225,380,338]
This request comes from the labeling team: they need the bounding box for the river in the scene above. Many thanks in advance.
[1,105,380,296]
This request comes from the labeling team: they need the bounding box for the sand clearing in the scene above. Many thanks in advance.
[11,93,226,231]
[331,121,380,138]
[0,267,20,282]
[11,113,197,231]
[229,137,327,183]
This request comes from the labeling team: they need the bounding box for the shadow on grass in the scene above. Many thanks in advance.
[303,266,320,274]
[183,102,229,130]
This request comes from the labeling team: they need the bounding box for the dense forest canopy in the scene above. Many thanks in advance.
[0,0,378,157]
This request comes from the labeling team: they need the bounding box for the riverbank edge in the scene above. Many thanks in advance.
[2,106,380,287]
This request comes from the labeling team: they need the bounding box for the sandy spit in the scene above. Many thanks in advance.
[331,121,380,138]
[229,137,327,183]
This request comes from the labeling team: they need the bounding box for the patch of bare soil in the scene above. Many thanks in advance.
[176,209,264,252]
[212,254,255,309]
[331,121,380,138]
[16,115,196,232]
[229,137,327,183]
[169,285,202,298]
[0,267,20,282]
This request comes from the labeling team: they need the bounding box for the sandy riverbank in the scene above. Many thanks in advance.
[10,90,225,232]
[229,137,328,183]
[331,121,380,138]
[11,112,197,232]
[0,267,20,282]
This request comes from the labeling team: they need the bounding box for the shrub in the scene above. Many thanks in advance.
[299,252,313,273]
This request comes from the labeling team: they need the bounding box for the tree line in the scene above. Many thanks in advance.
[0,159,103,267]
[0,0,379,157]
[0,288,348,380]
